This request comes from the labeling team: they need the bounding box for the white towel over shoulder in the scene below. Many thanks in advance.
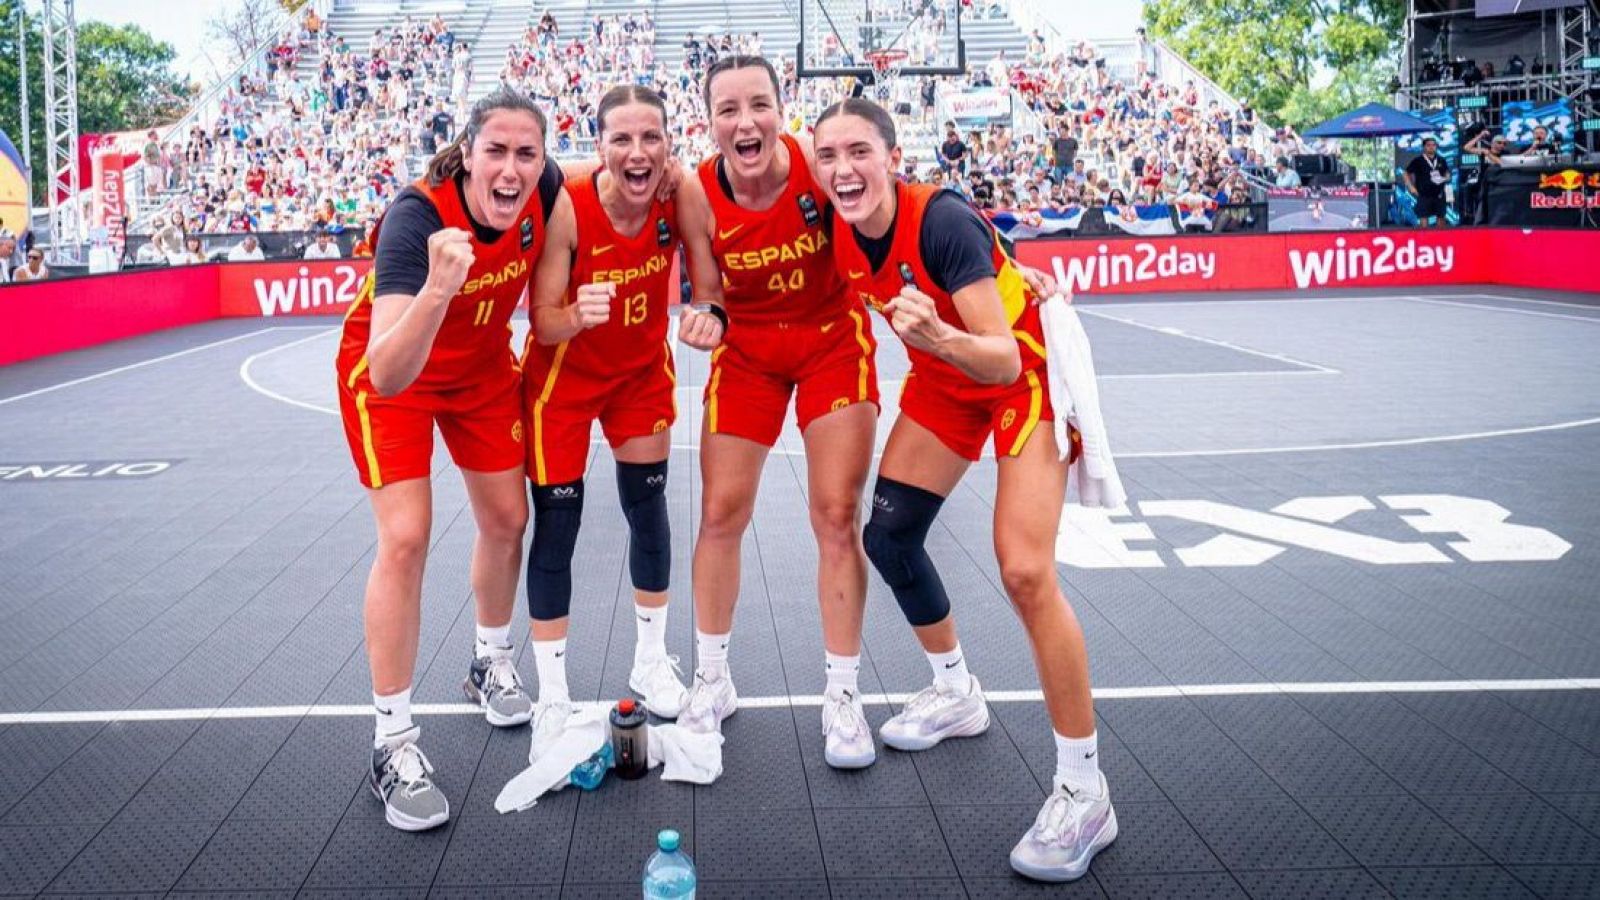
[1040,295,1127,509]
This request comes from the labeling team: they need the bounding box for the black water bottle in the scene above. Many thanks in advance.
[610,697,649,780]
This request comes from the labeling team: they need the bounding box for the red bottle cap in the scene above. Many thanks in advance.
[617,698,636,715]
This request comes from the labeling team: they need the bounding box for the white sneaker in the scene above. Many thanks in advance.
[821,686,876,769]
[1009,774,1117,882]
[678,669,737,734]
[369,728,449,832]
[880,675,990,751]
[528,700,576,765]
[629,654,689,719]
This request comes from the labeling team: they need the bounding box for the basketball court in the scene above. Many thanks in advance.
[1,285,1597,898]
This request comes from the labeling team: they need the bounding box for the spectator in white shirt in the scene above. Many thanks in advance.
[0,236,15,283]
[304,230,341,260]
[228,235,267,261]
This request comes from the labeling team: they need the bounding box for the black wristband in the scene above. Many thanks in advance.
[692,301,729,332]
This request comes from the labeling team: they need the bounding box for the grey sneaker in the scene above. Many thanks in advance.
[368,727,449,832]
[464,651,534,727]
[528,700,576,765]
[880,675,990,751]
[679,670,737,734]
[1009,774,1117,882]
[821,686,876,769]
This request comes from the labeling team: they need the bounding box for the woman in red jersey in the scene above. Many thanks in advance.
[813,98,1116,883]
[675,56,882,770]
[335,87,562,832]
[519,85,725,757]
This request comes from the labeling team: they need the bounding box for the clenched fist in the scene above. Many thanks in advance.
[424,228,475,299]
[571,282,614,330]
[678,302,725,351]
[882,285,947,354]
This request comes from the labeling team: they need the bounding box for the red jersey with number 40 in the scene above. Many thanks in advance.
[832,182,1046,403]
[337,175,546,393]
[524,174,676,379]
[698,133,852,326]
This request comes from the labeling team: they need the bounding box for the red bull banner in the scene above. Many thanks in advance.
[1482,164,1600,227]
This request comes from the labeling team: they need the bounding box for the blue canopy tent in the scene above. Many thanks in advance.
[1304,102,1437,139]
[1303,103,1449,226]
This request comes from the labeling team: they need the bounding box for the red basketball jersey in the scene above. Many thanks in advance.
[697,133,852,326]
[338,175,546,393]
[832,182,1046,402]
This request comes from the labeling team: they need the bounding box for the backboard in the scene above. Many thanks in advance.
[797,0,967,78]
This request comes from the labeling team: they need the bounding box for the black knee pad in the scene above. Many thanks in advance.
[616,460,671,593]
[862,477,952,627]
[527,480,584,620]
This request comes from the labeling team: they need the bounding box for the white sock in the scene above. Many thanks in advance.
[634,603,668,665]
[474,621,512,658]
[1055,730,1102,794]
[928,644,971,690]
[532,638,569,704]
[373,688,414,746]
[824,652,860,695]
[696,629,730,679]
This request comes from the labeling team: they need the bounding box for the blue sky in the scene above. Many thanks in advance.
[65,0,1147,83]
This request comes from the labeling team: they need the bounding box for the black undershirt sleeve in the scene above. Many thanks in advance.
[918,191,997,295]
[373,158,563,299]
[373,189,441,299]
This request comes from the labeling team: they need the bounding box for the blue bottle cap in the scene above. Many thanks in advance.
[658,829,680,852]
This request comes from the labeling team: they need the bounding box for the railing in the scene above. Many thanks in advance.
[120,0,327,229]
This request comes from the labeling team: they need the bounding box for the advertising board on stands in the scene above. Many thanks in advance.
[1007,229,1594,295]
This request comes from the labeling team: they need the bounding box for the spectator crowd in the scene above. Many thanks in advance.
[111,0,1297,261]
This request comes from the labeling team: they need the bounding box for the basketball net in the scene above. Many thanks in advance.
[865,48,909,104]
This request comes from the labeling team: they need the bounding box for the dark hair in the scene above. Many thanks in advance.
[702,55,782,109]
[1422,136,1438,147]
[425,86,548,186]
[814,98,897,149]
[597,84,668,137]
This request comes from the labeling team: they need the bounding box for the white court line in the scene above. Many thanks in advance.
[238,328,342,415]
[1075,308,1340,374]
[241,313,1600,459]
[3,677,1596,725]
[1468,293,1600,312]
[1403,296,1600,325]
[0,327,323,408]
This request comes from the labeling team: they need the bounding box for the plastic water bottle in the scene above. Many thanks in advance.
[569,741,614,791]
[642,828,695,899]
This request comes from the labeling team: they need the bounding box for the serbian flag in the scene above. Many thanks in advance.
[992,206,1085,240]
[1106,204,1177,236]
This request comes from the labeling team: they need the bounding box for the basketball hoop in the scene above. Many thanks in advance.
[863,48,910,104]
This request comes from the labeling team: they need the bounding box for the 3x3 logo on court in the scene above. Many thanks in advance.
[1058,494,1570,568]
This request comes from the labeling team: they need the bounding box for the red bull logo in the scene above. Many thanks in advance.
[1537,169,1587,191]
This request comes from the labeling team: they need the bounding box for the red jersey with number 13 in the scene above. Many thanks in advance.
[523,173,676,380]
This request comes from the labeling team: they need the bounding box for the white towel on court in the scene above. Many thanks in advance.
[495,710,725,812]
[1039,294,1127,509]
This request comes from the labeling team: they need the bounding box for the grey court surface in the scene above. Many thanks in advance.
[0,285,1598,899]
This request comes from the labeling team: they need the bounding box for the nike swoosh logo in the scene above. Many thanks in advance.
[1085,751,1097,759]
[638,615,653,623]
[718,225,743,241]
[374,706,393,715]
[592,244,614,256]
[820,322,835,333]
[848,270,866,279]
[554,651,564,658]
[943,657,963,669]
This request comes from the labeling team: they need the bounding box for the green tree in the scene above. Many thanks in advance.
[0,0,194,201]
[1143,0,1405,129]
